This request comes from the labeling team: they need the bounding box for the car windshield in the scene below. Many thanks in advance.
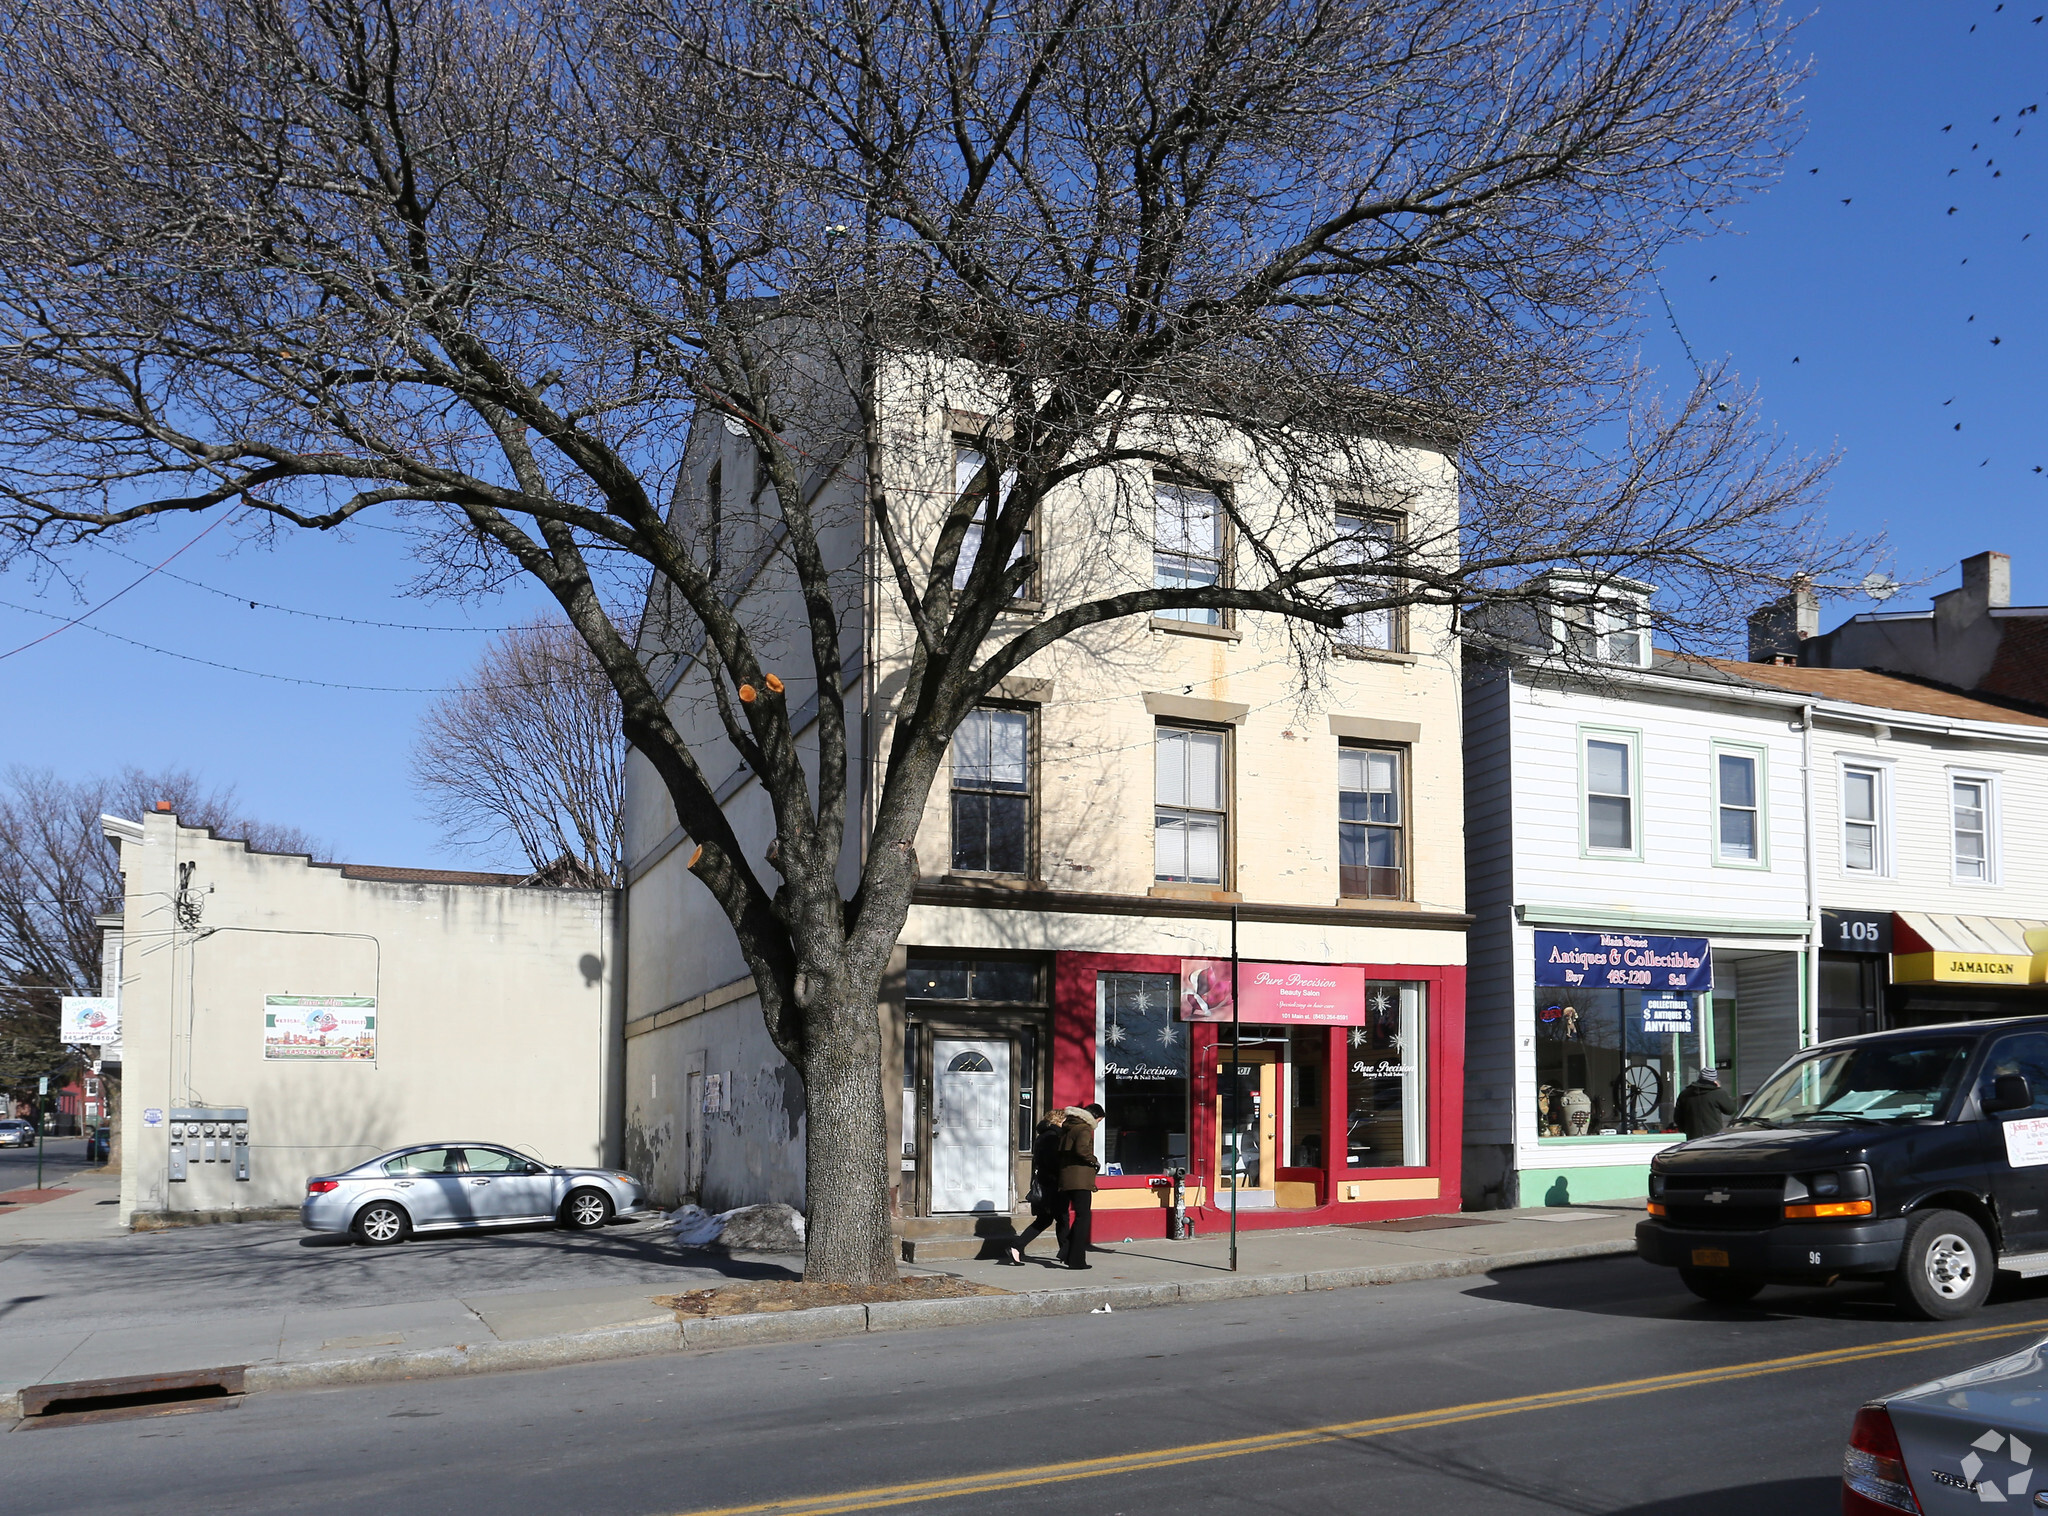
[1741,1037,1976,1125]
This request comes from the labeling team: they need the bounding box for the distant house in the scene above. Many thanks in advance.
[102,808,621,1227]
[1764,550,2048,710]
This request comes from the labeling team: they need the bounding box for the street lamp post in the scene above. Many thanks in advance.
[1229,904,1240,1274]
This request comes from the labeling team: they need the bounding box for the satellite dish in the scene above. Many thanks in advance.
[721,415,747,437]
[1861,572,1899,603]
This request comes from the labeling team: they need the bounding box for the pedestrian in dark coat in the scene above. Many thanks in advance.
[1002,1116,1065,1265]
[1674,1067,1738,1140]
[1055,1103,1104,1269]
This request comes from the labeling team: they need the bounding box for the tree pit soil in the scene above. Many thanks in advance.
[659,1274,1010,1319]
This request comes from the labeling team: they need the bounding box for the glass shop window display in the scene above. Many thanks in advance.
[1099,973,1189,1175]
[1533,987,1703,1137]
[1346,981,1427,1167]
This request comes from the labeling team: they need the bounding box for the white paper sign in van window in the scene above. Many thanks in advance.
[2004,1116,2048,1169]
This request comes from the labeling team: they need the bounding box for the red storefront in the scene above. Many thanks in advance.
[899,945,1462,1244]
[1049,951,1463,1240]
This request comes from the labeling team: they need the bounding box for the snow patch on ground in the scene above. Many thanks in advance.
[666,1201,807,1253]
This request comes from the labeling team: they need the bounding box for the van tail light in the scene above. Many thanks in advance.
[307,1180,340,1194]
[1844,1404,1922,1514]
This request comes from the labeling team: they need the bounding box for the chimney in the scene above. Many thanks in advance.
[1960,550,2011,611]
[1746,580,1820,664]
[153,801,173,813]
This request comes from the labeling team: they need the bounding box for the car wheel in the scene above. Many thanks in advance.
[1891,1208,1992,1320]
[561,1188,613,1231]
[353,1201,410,1247]
[1677,1266,1766,1305]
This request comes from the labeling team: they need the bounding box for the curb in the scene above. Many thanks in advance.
[6,1236,1634,1416]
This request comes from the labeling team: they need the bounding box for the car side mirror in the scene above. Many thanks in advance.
[1985,1074,2033,1114]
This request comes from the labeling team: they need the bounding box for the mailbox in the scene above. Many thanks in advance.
[170,1106,251,1183]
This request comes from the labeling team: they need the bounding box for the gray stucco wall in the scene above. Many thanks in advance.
[112,813,622,1223]
[623,994,806,1212]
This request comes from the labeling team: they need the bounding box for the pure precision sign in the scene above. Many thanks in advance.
[1178,960,1367,1025]
[1534,931,1713,992]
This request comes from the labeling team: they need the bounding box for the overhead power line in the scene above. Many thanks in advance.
[0,512,234,665]
[86,541,527,633]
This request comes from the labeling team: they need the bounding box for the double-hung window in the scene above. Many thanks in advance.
[1584,734,1636,853]
[1154,482,1224,624]
[1842,764,1886,873]
[952,445,1027,594]
[1335,508,1402,651]
[1155,726,1227,884]
[1953,775,1995,883]
[1714,748,1763,864]
[1338,746,1405,898]
[1559,600,1649,667]
[951,707,1032,875]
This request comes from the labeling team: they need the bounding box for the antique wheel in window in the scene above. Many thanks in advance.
[1616,1062,1664,1127]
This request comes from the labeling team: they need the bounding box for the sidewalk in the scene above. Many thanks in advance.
[1,1202,1641,1415]
[0,1164,127,1246]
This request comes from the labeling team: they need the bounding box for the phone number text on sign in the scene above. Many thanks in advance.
[1533,931,1713,992]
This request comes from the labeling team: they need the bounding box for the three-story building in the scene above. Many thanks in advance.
[622,362,1473,1255]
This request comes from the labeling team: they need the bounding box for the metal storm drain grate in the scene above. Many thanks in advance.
[16,1367,247,1430]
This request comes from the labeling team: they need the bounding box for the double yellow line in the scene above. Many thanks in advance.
[669,1315,2048,1516]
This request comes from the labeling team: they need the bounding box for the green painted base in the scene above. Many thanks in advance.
[1519,1164,1648,1208]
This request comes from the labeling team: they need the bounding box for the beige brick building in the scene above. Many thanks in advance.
[624,356,1470,1256]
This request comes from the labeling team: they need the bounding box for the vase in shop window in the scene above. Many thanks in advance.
[1560,1088,1593,1136]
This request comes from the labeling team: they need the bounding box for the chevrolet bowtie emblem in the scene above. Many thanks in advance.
[1704,1189,1732,1204]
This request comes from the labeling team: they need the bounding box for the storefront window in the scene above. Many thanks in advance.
[908,957,1040,1002]
[1534,987,1704,1137]
[1346,981,1427,1167]
[1099,972,1188,1176]
[1287,1026,1327,1169]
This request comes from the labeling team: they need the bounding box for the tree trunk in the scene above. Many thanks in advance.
[800,983,897,1284]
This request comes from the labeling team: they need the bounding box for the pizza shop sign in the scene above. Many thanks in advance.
[1534,931,1713,992]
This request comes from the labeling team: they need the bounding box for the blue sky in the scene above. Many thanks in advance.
[0,1,2041,868]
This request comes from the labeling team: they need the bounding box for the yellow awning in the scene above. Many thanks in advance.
[1893,912,2048,986]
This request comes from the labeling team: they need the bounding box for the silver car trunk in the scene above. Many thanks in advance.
[1884,1339,2048,1509]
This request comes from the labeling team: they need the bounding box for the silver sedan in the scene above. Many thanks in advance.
[301,1143,649,1245]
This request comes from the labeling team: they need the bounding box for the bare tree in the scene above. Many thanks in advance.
[0,766,319,1091]
[0,0,1863,1280]
[412,618,625,886]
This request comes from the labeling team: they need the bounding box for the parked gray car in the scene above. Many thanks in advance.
[1844,1334,2048,1513]
[301,1143,649,1245]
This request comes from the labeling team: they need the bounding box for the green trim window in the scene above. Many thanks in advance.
[1711,743,1768,868]
[1579,727,1641,858]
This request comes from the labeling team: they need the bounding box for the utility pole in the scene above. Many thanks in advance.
[35,1072,48,1190]
[1229,904,1240,1274]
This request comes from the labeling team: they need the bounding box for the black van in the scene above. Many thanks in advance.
[1638,1017,2048,1318]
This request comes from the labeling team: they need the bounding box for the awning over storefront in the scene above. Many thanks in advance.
[1892,912,2048,986]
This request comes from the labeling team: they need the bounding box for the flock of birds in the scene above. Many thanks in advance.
[1684,4,2044,481]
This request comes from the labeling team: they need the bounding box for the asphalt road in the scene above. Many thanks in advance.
[0,1135,95,1188]
[15,1253,2048,1515]
[0,1210,785,1335]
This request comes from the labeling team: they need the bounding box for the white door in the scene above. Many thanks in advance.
[932,1038,1011,1213]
